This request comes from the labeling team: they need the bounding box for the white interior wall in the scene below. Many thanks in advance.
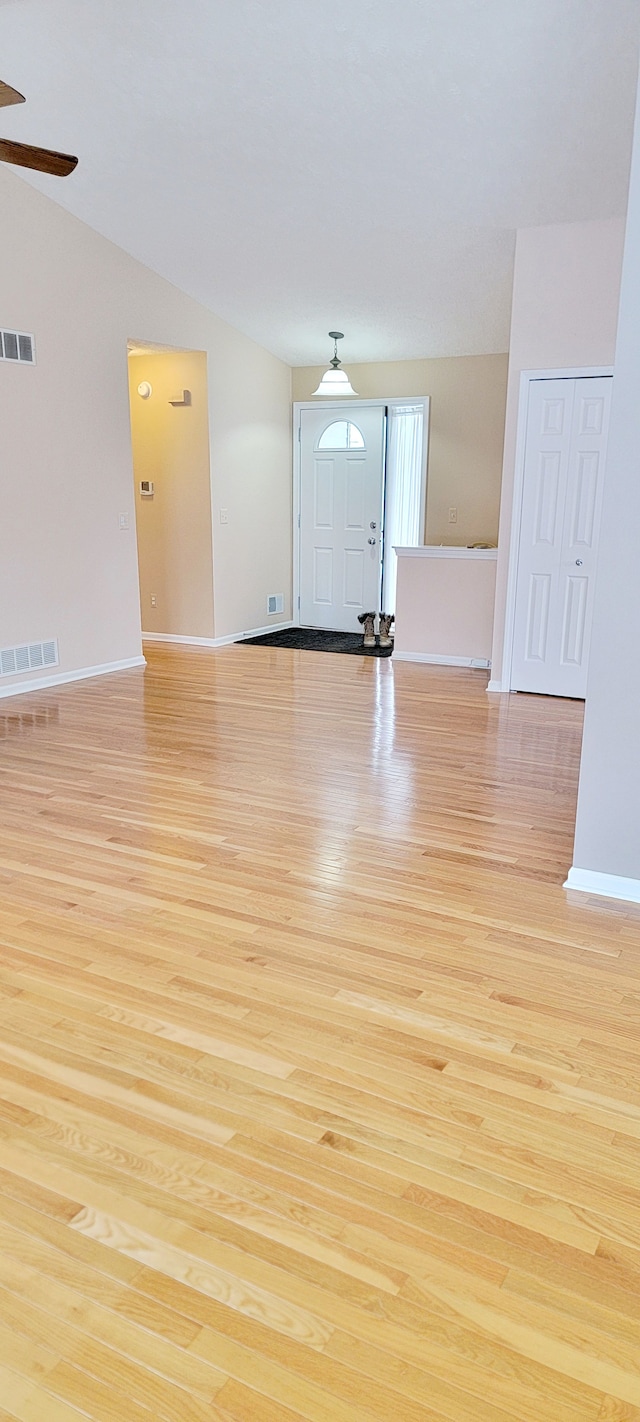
[568,85,640,901]
[0,167,292,695]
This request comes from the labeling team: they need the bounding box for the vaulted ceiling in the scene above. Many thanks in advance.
[1,0,638,364]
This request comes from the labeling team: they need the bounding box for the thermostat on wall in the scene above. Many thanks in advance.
[140,481,154,497]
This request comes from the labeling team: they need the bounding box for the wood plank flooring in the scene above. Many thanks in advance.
[0,641,639,1420]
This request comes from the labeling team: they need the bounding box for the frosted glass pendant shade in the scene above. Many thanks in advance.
[312,332,359,396]
[312,366,359,396]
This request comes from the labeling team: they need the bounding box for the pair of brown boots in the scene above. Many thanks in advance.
[358,612,394,648]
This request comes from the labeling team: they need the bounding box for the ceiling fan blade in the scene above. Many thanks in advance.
[0,80,26,108]
[0,138,77,176]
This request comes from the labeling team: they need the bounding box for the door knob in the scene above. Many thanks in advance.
[368,537,376,546]
[575,559,583,566]
[370,522,377,530]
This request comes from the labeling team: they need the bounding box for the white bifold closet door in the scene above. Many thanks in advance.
[511,376,612,698]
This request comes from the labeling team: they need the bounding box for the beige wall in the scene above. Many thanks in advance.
[570,94,640,891]
[292,355,508,547]
[211,334,293,636]
[490,218,625,685]
[128,351,214,639]
[0,165,291,693]
[394,553,496,662]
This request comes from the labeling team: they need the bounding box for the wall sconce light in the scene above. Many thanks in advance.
[137,381,152,399]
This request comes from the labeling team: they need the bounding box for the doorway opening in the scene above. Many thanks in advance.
[127,343,214,642]
[293,398,429,632]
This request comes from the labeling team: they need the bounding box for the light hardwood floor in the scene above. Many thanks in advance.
[0,641,639,1421]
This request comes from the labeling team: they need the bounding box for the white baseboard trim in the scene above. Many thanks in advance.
[0,655,146,701]
[142,622,295,649]
[142,632,220,648]
[487,678,510,693]
[215,620,296,647]
[393,652,490,668]
[564,866,640,905]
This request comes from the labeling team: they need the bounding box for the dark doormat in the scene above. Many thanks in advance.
[238,627,393,657]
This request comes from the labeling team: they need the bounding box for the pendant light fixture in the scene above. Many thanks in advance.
[312,332,359,396]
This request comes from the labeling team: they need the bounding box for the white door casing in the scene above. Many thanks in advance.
[298,406,385,631]
[510,376,612,698]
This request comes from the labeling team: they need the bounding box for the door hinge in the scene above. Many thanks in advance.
[298,426,301,442]
[297,596,300,609]
[298,513,301,528]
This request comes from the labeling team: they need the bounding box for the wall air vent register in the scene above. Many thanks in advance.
[0,329,35,364]
[0,640,58,678]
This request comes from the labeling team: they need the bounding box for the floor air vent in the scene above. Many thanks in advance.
[0,639,58,677]
[0,329,36,364]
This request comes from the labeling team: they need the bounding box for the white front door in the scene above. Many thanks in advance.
[511,376,612,697]
[299,406,385,631]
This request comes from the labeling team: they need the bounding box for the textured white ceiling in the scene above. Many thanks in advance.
[1,0,638,364]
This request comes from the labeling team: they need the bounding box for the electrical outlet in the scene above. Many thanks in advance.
[219,509,229,525]
[448,506,458,523]
[150,595,157,607]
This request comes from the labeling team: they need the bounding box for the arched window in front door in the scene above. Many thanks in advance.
[316,420,366,451]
